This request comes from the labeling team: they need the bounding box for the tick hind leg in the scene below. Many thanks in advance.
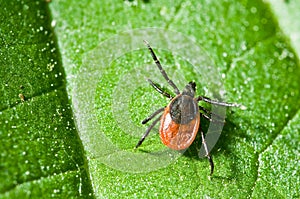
[136,107,164,149]
[135,116,161,149]
[197,96,240,107]
[199,106,226,123]
[141,107,165,124]
[200,128,214,175]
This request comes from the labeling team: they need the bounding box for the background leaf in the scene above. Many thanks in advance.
[1,0,299,198]
[49,0,299,198]
[267,0,300,56]
[0,0,93,198]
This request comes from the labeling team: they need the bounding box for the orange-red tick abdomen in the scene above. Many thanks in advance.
[160,96,200,150]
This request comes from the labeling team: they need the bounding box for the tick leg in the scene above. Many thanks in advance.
[144,40,180,95]
[197,96,240,107]
[200,128,214,175]
[200,112,212,122]
[199,106,225,123]
[136,115,162,149]
[199,106,213,121]
[142,107,165,124]
[147,79,173,99]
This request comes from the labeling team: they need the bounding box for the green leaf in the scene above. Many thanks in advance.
[267,0,300,56]
[49,0,299,198]
[2,0,299,198]
[50,0,300,198]
[0,0,93,198]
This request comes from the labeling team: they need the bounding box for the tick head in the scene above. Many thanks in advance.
[182,81,196,97]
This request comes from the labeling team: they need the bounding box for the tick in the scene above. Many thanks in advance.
[136,40,240,175]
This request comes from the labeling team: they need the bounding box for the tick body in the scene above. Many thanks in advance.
[160,87,200,150]
[136,40,239,175]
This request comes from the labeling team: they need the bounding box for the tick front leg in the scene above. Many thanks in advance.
[200,128,214,175]
[144,40,180,95]
[147,79,173,99]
